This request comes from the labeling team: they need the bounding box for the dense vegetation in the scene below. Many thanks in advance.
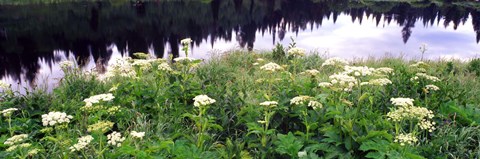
[1,40,480,158]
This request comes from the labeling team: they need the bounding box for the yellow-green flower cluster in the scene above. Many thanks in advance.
[107,106,121,115]
[41,112,73,126]
[102,57,136,79]
[390,98,414,107]
[69,135,94,152]
[193,95,216,107]
[6,143,31,152]
[107,131,125,147]
[287,47,306,57]
[374,67,394,75]
[418,119,436,132]
[318,82,333,88]
[260,62,283,72]
[27,149,40,156]
[368,78,392,86]
[0,80,9,90]
[174,57,196,62]
[2,108,18,117]
[322,57,349,67]
[181,38,192,45]
[394,133,418,146]
[87,121,114,133]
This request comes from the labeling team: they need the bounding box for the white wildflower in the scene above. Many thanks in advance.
[413,73,440,82]
[0,81,10,90]
[300,69,320,76]
[130,131,146,139]
[173,57,197,62]
[41,112,73,126]
[256,58,265,62]
[59,61,74,70]
[418,119,436,132]
[2,108,18,117]
[343,66,375,77]
[83,93,115,107]
[193,95,216,107]
[259,101,278,107]
[374,67,394,75]
[394,133,418,146]
[390,98,414,107]
[132,59,152,71]
[318,82,333,88]
[369,78,392,86]
[181,38,192,45]
[308,101,323,110]
[290,96,312,105]
[322,57,349,67]
[298,151,307,158]
[4,134,28,145]
[69,135,94,152]
[260,62,283,72]
[28,149,40,156]
[425,84,440,91]
[87,121,114,132]
[107,131,126,147]
[287,47,306,57]
[158,63,173,72]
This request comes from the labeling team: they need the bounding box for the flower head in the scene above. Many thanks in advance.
[83,93,115,107]
[0,81,10,90]
[181,38,192,45]
[130,131,146,139]
[193,95,216,107]
[59,60,74,70]
[390,98,414,107]
[425,84,440,91]
[287,47,306,57]
[4,134,28,146]
[369,78,392,86]
[173,57,197,62]
[87,121,114,133]
[158,63,173,72]
[41,112,73,126]
[290,96,312,105]
[322,57,349,67]
[259,101,278,107]
[260,62,283,72]
[300,69,320,76]
[70,135,94,152]
[394,133,418,146]
[2,108,18,117]
[107,131,126,147]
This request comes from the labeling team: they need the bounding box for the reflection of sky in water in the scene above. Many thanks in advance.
[3,13,480,92]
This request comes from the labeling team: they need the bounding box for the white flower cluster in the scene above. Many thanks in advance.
[0,80,10,90]
[318,82,333,88]
[390,98,414,107]
[287,47,306,57]
[28,148,40,156]
[387,105,434,122]
[394,133,418,146]
[410,61,429,68]
[181,38,192,45]
[368,78,392,86]
[2,108,18,117]
[83,93,115,107]
[69,135,94,152]
[173,57,197,62]
[425,84,440,91]
[4,134,28,145]
[41,112,73,126]
[308,101,323,110]
[343,66,375,77]
[132,59,153,71]
[411,73,440,82]
[59,60,74,70]
[107,131,126,147]
[322,57,349,67]
[193,95,216,107]
[290,96,312,105]
[158,63,173,72]
[298,151,307,158]
[300,69,320,76]
[103,57,136,79]
[130,131,146,139]
[259,101,278,107]
[374,67,394,75]
[6,143,31,152]
[418,119,436,132]
[260,62,283,72]
[329,73,357,91]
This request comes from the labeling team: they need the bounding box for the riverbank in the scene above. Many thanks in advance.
[1,43,480,158]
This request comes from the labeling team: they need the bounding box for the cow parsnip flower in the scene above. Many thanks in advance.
[41,112,73,126]
[260,62,283,72]
[130,131,146,139]
[70,135,94,152]
[300,69,320,76]
[4,134,28,146]
[193,95,216,107]
[308,101,323,110]
[425,84,440,91]
[181,38,192,45]
[83,93,115,107]
[87,121,114,133]
[394,133,418,146]
[107,131,126,147]
[158,63,173,72]
[2,108,18,117]
[59,60,74,70]
[369,78,392,86]
[412,73,440,82]
[322,57,349,67]
[290,96,312,105]
[343,66,375,77]
[287,47,306,57]
[418,119,436,132]
[0,80,10,90]
[318,82,333,88]
[259,101,278,107]
[390,98,414,107]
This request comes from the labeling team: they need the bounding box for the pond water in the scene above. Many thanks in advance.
[1,0,480,92]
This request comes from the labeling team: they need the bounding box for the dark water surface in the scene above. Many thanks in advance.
[1,0,480,91]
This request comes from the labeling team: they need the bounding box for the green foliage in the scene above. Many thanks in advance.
[467,58,480,76]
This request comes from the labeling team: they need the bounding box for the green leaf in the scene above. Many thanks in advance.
[274,132,304,158]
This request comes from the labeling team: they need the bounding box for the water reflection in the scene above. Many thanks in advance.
[1,0,480,90]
